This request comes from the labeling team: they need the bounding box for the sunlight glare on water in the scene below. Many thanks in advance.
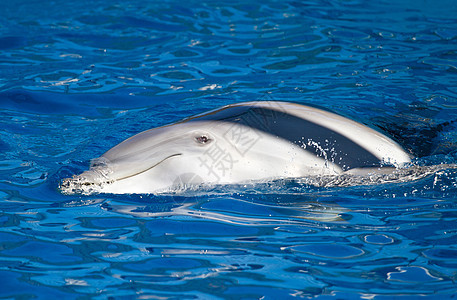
[1,0,457,298]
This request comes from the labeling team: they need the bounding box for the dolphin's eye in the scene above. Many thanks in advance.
[195,135,212,144]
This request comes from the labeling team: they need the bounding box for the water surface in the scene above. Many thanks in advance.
[1,0,457,298]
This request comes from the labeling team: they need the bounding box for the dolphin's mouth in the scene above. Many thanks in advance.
[115,153,182,181]
[60,153,182,195]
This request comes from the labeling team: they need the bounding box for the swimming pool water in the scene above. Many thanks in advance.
[1,0,457,298]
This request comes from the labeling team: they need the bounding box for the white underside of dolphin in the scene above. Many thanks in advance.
[60,101,412,194]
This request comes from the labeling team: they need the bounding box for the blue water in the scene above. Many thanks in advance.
[1,0,457,298]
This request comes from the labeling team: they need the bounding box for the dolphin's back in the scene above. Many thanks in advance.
[187,101,411,171]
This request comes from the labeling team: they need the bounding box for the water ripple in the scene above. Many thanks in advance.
[1,0,457,298]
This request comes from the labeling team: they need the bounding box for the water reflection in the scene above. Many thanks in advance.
[1,0,457,297]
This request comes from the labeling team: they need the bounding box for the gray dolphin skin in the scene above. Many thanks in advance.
[60,101,412,194]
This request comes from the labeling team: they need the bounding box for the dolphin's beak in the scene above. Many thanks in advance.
[60,153,182,194]
[59,168,113,195]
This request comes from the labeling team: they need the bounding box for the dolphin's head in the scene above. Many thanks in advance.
[61,121,220,194]
[61,119,294,194]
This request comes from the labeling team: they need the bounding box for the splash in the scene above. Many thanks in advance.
[297,164,457,188]
[59,163,457,195]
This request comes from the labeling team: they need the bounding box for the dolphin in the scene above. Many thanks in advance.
[60,101,412,194]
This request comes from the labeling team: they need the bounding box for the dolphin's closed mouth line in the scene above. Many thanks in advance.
[116,153,182,181]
